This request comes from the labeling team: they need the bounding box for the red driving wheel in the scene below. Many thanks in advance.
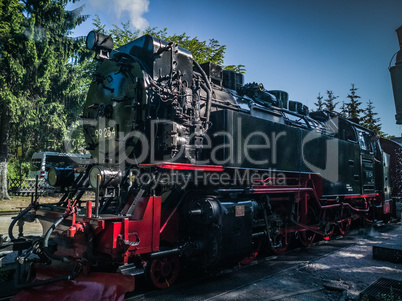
[145,256,180,289]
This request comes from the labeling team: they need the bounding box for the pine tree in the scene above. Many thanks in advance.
[339,101,348,118]
[345,84,363,123]
[324,90,339,112]
[0,0,24,199]
[361,100,383,136]
[0,0,88,199]
[314,93,324,111]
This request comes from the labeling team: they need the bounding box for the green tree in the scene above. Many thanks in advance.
[324,90,338,112]
[0,0,23,199]
[144,27,227,66]
[314,92,324,111]
[339,101,348,118]
[0,0,88,199]
[345,83,363,123]
[223,64,246,74]
[91,17,246,72]
[361,100,383,136]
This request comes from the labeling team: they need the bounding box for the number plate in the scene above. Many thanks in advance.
[235,205,245,217]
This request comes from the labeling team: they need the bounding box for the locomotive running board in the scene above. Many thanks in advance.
[118,263,145,276]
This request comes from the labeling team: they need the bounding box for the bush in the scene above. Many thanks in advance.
[7,159,30,179]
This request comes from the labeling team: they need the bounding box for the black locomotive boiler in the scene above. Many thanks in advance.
[8,31,395,298]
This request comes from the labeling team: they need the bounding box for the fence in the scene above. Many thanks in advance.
[7,178,54,196]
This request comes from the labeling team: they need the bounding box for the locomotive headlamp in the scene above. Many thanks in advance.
[86,31,114,55]
[89,165,122,189]
[48,167,74,187]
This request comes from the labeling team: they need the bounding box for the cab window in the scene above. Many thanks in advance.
[358,131,374,153]
[358,132,367,150]
[373,140,382,160]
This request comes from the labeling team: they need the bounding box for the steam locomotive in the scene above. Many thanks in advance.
[7,30,397,298]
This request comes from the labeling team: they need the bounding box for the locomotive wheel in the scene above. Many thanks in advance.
[145,256,180,289]
[269,206,291,255]
[299,206,317,247]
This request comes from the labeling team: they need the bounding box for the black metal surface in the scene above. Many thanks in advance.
[360,277,402,301]
[373,244,402,263]
[207,109,363,197]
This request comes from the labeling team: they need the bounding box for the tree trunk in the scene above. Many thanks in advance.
[0,105,11,200]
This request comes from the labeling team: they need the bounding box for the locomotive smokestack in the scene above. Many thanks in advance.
[390,26,402,124]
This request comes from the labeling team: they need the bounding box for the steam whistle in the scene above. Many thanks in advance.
[390,26,402,124]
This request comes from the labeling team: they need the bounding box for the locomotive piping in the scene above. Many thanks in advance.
[16,274,72,289]
[341,202,370,213]
[193,60,212,128]
[42,213,71,263]
[43,200,77,263]
[15,261,82,289]
[149,248,182,259]
[8,204,34,241]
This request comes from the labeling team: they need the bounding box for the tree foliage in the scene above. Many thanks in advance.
[361,100,383,136]
[345,84,363,123]
[315,85,383,136]
[92,16,246,73]
[0,0,89,199]
[324,90,338,112]
[339,101,348,118]
[223,64,247,74]
[314,92,324,111]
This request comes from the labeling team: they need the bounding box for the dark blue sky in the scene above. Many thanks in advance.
[70,0,402,136]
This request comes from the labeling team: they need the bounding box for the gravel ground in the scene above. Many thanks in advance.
[211,224,402,301]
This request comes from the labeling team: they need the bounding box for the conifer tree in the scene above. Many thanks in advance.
[324,90,338,112]
[339,101,348,118]
[345,84,363,123]
[0,0,88,199]
[314,93,324,111]
[361,100,383,136]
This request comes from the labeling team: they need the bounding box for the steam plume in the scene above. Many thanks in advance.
[89,0,149,30]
